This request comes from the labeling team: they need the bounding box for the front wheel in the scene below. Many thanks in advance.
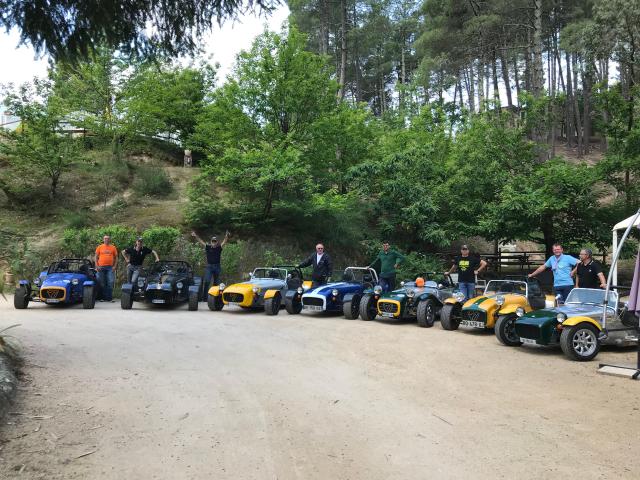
[440,304,461,330]
[359,294,377,321]
[417,299,437,328]
[284,295,302,314]
[264,293,281,316]
[207,294,224,311]
[82,286,96,309]
[14,286,29,309]
[188,291,199,311]
[343,294,361,319]
[121,291,133,310]
[560,323,601,361]
[494,314,522,346]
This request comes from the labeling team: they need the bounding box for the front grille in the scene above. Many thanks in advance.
[516,323,540,339]
[462,310,486,324]
[146,290,172,303]
[223,292,244,303]
[302,297,323,307]
[379,301,398,313]
[41,288,64,299]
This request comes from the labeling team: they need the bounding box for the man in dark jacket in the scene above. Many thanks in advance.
[297,243,332,287]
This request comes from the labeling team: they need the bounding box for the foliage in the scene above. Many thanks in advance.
[141,227,181,256]
[395,252,445,281]
[132,164,173,197]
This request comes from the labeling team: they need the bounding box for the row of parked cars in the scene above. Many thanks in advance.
[14,258,639,362]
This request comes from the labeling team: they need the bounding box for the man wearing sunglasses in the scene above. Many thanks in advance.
[297,243,332,287]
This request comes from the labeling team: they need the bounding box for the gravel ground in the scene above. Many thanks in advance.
[0,298,638,479]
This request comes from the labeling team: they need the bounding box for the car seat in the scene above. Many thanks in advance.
[500,283,514,293]
[342,270,354,282]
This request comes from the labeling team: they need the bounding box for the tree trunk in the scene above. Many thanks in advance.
[492,49,500,107]
[541,218,555,258]
[319,0,329,56]
[500,51,513,109]
[337,0,348,100]
[513,55,521,107]
[565,51,575,147]
[572,54,584,156]
[532,0,544,96]
[477,61,485,112]
[352,3,362,102]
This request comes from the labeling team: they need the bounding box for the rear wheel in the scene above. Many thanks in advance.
[265,293,281,316]
[207,294,224,311]
[188,291,199,311]
[82,286,96,309]
[440,304,461,330]
[14,286,29,309]
[417,299,437,328]
[121,291,133,310]
[284,295,302,314]
[495,314,522,346]
[560,323,601,361]
[343,294,361,319]
[359,294,377,321]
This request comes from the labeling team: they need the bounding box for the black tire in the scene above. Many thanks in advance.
[440,304,461,330]
[417,298,437,328]
[284,295,302,314]
[560,323,601,361]
[121,291,133,310]
[264,293,281,316]
[188,291,199,311]
[82,286,96,309]
[343,294,362,319]
[494,314,522,346]
[14,286,29,309]
[207,294,224,311]
[358,294,377,321]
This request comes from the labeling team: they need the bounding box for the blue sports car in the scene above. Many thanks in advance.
[284,267,379,317]
[14,258,97,309]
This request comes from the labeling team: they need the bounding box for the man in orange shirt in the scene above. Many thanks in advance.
[95,235,118,301]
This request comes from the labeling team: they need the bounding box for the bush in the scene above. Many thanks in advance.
[95,225,138,252]
[142,226,181,256]
[133,165,173,196]
[62,228,94,257]
[396,252,445,282]
[63,210,92,229]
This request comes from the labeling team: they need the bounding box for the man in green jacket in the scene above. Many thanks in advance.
[369,241,405,292]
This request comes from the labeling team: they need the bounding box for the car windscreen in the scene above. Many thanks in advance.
[485,281,526,296]
[565,288,617,309]
[150,262,190,275]
[49,260,91,274]
[252,268,287,280]
[423,273,452,286]
[343,268,373,283]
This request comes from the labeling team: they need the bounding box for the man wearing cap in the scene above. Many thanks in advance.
[446,245,487,301]
[192,231,230,299]
[122,237,160,285]
[95,235,118,302]
[369,241,405,292]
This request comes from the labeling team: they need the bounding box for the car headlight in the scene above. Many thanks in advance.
[516,307,525,317]
[400,281,405,287]
[374,285,382,295]
[71,278,79,285]
[407,288,415,298]
[219,283,226,290]
[331,289,339,297]
[496,295,505,306]
[177,282,183,289]
[455,292,465,302]
[297,287,303,294]
[556,313,567,323]
[137,278,145,288]
[33,277,41,286]
[252,286,259,293]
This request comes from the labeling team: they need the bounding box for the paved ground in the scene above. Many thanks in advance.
[0,298,639,479]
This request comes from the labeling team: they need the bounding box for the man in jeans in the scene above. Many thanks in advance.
[192,231,230,300]
[446,245,487,301]
[369,241,405,292]
[529,243,578,303]
[122,237,160,286]
[94,235,118,302]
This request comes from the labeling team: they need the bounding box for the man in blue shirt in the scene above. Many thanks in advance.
[528,243,578,303]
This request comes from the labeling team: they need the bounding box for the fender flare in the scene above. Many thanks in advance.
[264,289,281,300]
[121,283,134,294]
[498,304,530,315]
[208,285,221,297]
[83,280,95,288]
[188,285,200,295]
[562,316,603,331]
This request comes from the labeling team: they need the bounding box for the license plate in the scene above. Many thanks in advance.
[303,305,323,311]
[461,320,485,328]
[521,337,537,345]
[46,299,60,304]
[151,299,165,304]
[381,312,395,318]
[228,301,240,306]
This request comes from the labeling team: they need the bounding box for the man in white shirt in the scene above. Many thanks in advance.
[297,243,333,287]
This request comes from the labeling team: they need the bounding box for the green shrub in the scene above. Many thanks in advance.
[95,225,137,252]
[62,227,94,257]
[142,226,181,256]
[63,210,92,229]
[396,252,445,282]
[133,165,173,197]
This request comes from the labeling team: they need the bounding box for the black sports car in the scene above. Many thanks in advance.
[121,260,202,310]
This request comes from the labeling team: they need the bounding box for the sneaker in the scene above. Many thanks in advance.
[110,300,115,303]
[98,299,104,302]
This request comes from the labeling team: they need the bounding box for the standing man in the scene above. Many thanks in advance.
[192,231,230,299]
[297,243,332,287]
[95,235,118,302]
[369,241,405,292]
[575,248,606,289]
[122,237,160,285]
[446,244,487,301]
[528,243,578,303]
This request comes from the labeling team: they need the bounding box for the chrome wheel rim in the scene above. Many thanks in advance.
[572,329,597,357]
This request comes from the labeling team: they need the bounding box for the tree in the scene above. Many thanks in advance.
[0,80,84,199]
[1,0,278,60]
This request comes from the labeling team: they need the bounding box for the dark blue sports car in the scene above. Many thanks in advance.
[14,258,97,309]
[284,267,379,317]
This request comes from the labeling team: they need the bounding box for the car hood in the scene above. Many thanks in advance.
[520,304,603,322]
[462,294,527,311]
[304,282,362,297]
[226,279,285,292]
[42,273,85,287]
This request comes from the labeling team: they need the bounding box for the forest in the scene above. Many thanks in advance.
[1,0,639,265]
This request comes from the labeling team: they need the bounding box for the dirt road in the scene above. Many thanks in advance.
[1,299,639,479]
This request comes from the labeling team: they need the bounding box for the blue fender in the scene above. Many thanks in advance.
[121,283,134,294]
[83,280,95,287]
[188,285,200,295]
[18,280,31,287]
